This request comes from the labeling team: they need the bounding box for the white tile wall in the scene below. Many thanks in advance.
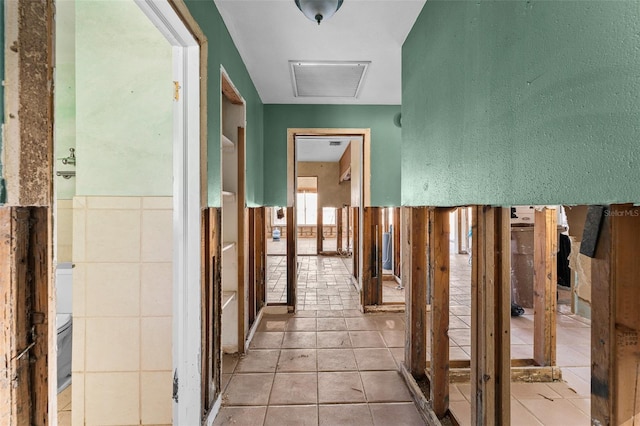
[73,196,173,425]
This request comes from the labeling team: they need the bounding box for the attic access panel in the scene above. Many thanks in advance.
[290,61,370,98]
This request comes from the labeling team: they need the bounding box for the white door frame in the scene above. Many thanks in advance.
[134,1,202,424]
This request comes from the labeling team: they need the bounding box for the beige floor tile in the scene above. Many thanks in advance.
[350,331,386,348]
[568,398,591,416]
[57,410,72,426]
[381,330,405,348]
[353,348,397,371]
[317,348,358,371]
[250,332,285,349]
[224,373,274,406]
[318,372,366,403]
[58,386,72,410]
[449,400,472,426]
[369,402,425,425]
[269,373,318,405]
[373,316,405,330]
[235,349,280,373]
[519,398,591,425]
[257,317,288,332]
[456,383,471,402]
[282,332,317,349]
[511,399,544,425]
[510,383,562,400]
[287,318,317,331]
[319,404,374,426]
[317,331,352,348]
[547,381,589,399]
[559,369,591,397]
[449,384,466,402]
[277,349,317,372]
[223,353,239,374]
[346,317,378,331]
[295,310,318,317]
[264,405,318,426]
[360,371,412,402]
[213,406,267,426]
[221,374,232,393]
[316,310,344,318]
[317,317,347,331]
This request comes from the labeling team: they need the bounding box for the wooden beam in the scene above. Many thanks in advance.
[533,208,557,366]
[317,206,323,254]
[256,208,266,313]
[591,204,640,425]
[287,206,297,309]
[403,207,428,378]
[221,73,243,105]
[471,206,511,426]
[429,208,450,417]
[393,208,401,278]
[0,207,50,425]
[362,207,381,306]
[248,209,257,327]
[30,208,49,426]
[352,207,360,282]
[337,208,343,252]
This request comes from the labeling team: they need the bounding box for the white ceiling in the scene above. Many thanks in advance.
[214,0,426,105]
[296,136,352,162]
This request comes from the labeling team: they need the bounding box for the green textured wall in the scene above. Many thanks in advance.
[402,1,640,207]
[263,105,402,207]
[184,1,264,207]
[76,0,172,196]
[55,0,76,200]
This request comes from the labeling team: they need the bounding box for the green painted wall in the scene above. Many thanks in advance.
[183,1,264,207]
[55,0,76,200]
[76,0,172,196]
[263,105,402,207]
[402,1,640,207]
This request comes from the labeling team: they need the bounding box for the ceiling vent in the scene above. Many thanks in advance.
[290,61,370,98]
[329,141,342,146]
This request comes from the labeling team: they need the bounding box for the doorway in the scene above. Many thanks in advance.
[284,131,368,312]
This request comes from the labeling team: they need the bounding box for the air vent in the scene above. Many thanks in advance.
[329,141,342,146]
[290,61,370,98]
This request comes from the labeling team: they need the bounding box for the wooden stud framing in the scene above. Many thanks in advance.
[471,206,511,426]
[363,207,382,306]
[248,209,257,327]
[317,206,323,254]
[287,206,297,309]
[201,208,221,415]
[393,208,401,279]
[352,207,360,282]
[457,207,470,255]
[221,74,243,105]
[533,208,557,366]
[403,207,428,378]
[0,207,50,425]
[591,204,640,425]
[429,208,451,417]
[337,208,344,252]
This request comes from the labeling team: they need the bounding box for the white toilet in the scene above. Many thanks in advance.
[56,262,73,392]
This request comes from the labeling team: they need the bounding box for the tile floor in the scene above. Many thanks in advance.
[215,309,424,426]
[58,385,72,426]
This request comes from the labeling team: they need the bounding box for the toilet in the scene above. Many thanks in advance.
[56,262,73,393]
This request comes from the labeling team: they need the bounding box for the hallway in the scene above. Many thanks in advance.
[215,310,421,425]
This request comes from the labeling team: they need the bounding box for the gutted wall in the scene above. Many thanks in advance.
[298,161,350,208]
[184,0,264,207]
[264,105,401,207]
[402,1,640,206]
[73,1,173,424]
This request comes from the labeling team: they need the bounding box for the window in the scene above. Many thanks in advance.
[297,192,317,225]
[322,207,336,225]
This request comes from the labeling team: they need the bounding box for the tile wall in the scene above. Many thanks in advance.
[72,196,173,425]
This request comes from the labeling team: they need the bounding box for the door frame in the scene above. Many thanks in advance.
[134,1,204,423]
[287,128,370,311]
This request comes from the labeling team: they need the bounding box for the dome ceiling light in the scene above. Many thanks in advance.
[295,0,344,25]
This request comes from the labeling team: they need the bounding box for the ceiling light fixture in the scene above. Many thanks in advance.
[295,0,344,25]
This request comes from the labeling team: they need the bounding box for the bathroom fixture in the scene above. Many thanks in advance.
[60,147,76,165]
[56,171,75,179]
[295,0,344,25]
